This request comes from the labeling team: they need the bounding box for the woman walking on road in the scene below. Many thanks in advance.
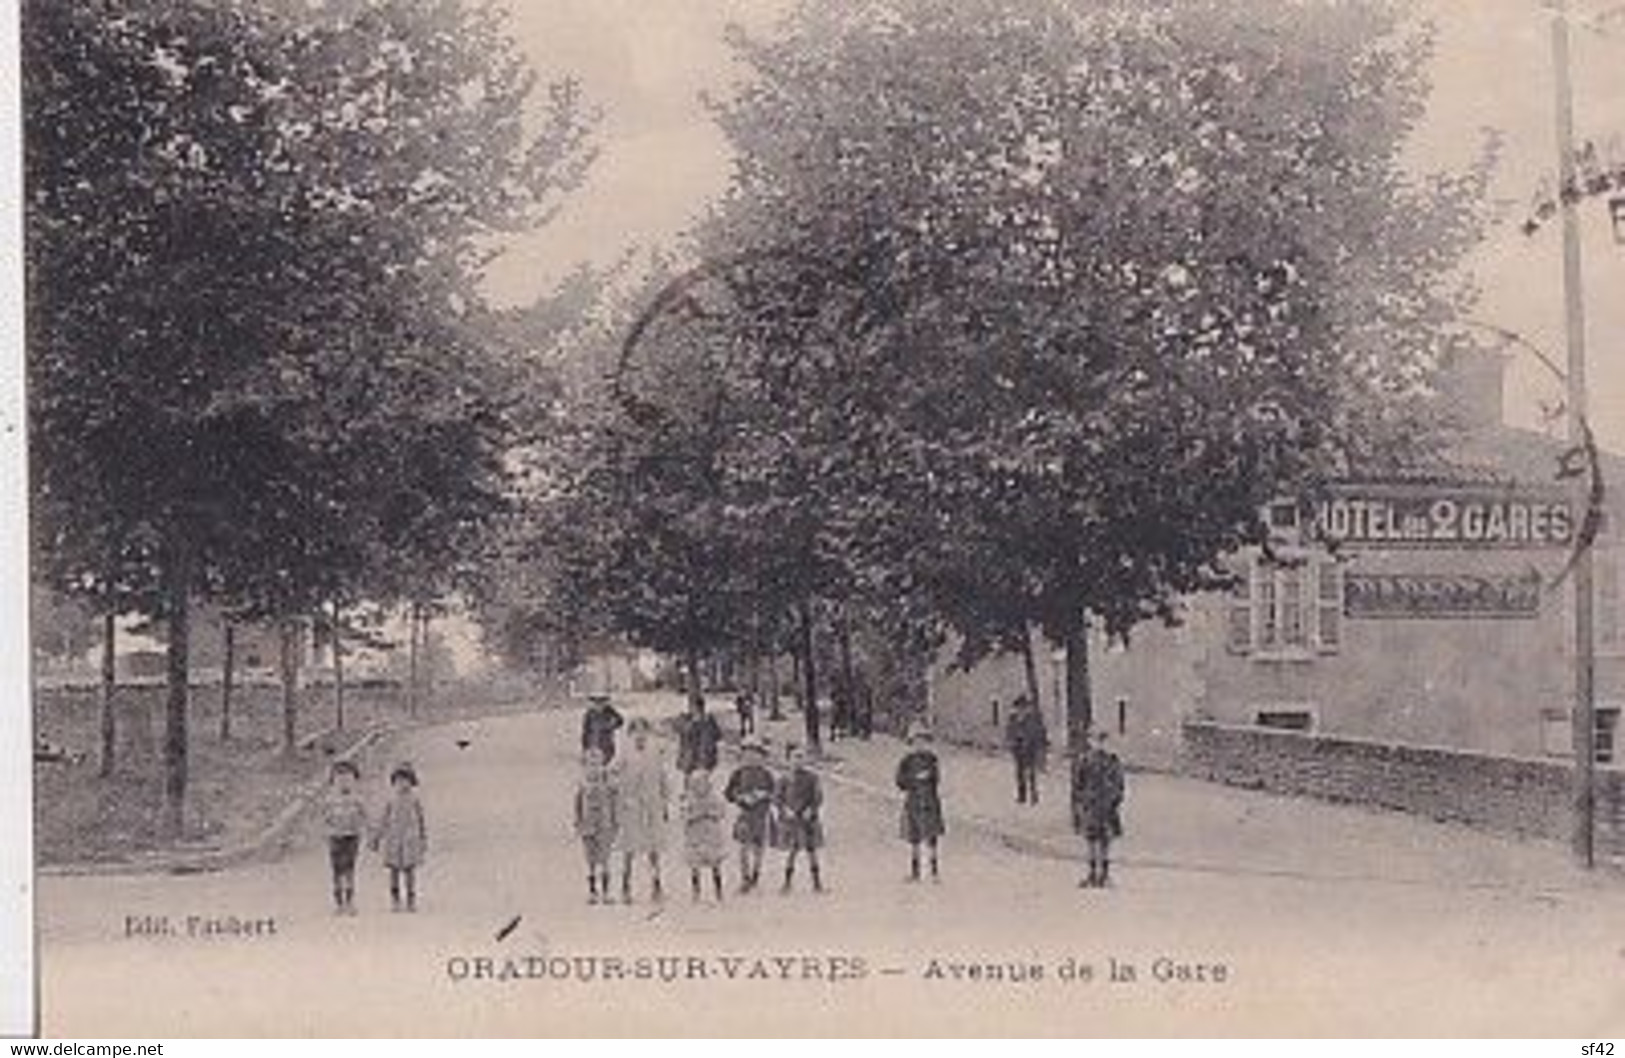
[724,736,775,893]
[774,743,825,894]
[613,717,670,903]
[895,722,945,883]
[1070,730,1125,888]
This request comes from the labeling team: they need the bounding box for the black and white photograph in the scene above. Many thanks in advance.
[14,0,1625,1038]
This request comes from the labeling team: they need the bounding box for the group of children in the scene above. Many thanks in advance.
[322,759,429,914]
[322,703,1117,913]
[574,716,951,904]
[574,719,834,904]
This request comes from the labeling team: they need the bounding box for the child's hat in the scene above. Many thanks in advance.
[390,762,418,786]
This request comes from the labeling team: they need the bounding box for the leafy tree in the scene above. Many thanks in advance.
[705,0,1490,748]
[26,0,593,830]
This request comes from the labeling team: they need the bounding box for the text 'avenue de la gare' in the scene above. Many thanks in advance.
[443,953,1231,986]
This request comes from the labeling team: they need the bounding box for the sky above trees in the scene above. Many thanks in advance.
[484,0,1625,450]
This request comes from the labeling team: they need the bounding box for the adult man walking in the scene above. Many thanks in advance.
[581,693,625,764]
[1005,694,1049,805]
[676,692,723,775]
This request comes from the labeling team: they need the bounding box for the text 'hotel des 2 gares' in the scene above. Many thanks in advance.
[929,347,1625,850]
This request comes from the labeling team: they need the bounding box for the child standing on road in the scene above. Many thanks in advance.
[896,722,945,883]
[682,770,727,903]
[724,737,775,893]
[1072,730,1126,888]
[574,747,619,904]
[774,743,824,894]
[323,760,368,914]
[372,763,428,912]
[613,717,670,904]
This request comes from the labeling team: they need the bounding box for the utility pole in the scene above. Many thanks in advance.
[1553,0,1597,868]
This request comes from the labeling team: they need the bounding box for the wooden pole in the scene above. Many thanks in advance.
[1553,0,1597,868]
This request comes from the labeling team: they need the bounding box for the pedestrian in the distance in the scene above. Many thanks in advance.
[1006,694,1049,806]
[1071,730,1126,888]
[724,736,775,893]
[574,747,619,904]
[676,692,723,776]
[323,760,368,915]
[682,770,728,903]
[581,693,625,764]
[613,717,669,903]
[371,763,427,912]
[774,743,824,894]
[735,691,756,739]
[895,721,945,883]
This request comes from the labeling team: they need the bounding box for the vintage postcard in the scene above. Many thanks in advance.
[17,0,1625,1039]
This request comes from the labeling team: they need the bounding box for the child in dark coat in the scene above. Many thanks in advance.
[774,743,824,894]
[323,760,368,914]
[1071,730,1126,888]
[574,747,619,904]
[895,722,945,883]
[724,737,775,893]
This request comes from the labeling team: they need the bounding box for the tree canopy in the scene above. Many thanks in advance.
[515,0,1490,746]
[26,0,595,826]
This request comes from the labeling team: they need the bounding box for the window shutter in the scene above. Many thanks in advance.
[1315,559,1343,653]
[1227,561,1255,654]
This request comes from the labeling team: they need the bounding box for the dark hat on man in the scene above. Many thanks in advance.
[390,763,419,786]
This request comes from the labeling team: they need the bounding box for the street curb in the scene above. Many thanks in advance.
[38,723,396,879]
[712,729,1625,896]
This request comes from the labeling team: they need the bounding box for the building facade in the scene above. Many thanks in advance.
[927,353,1625,775]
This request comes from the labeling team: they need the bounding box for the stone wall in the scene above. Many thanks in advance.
[1182,720,1625,854]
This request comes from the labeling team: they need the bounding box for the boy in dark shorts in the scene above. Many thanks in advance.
[323,760,368,914]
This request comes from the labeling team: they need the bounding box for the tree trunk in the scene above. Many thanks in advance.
[418,608,432,715]
[789,648,800,710]
[98,609,115,778]
[219,619,235,742]
[837,607,857,735]
[684,647,703,702]
[407,603,420,719]
[1020,624,1042,716]
[1062,616,1092,757]
[797,597,820,752]
[280,618,301,754]
[767,652,782,720]
[162,544,191,837]
[332,601,346,732]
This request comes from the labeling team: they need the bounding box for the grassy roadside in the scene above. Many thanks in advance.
[33,675,560,865]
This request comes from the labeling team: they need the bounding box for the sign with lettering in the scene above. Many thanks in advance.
[1344,571,1544,619]
[1307,485,1573,549]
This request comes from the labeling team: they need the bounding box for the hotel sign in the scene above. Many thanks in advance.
[1344,571,1543,619]
[1308,485,1574,550]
